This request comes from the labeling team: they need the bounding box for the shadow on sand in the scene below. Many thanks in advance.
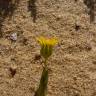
[83,0,96,23]
[28,0,37,23]
[0,0,20,37]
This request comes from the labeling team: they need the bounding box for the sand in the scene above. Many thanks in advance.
[0,0,96,96]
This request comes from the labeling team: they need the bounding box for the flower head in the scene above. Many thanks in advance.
[37,37,58,59]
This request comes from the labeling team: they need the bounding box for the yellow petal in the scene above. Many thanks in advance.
[37,37,45,45]
[37,37,58,46]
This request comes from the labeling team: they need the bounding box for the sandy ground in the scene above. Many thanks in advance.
[0,0,96,96]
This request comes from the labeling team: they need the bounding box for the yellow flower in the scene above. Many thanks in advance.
[37,37,58,59]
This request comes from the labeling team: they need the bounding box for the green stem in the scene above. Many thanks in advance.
[34,60,49,96]
[44,59,47,69]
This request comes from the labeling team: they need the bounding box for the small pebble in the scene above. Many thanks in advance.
[22,38,28,45]
[9,66,17,77]
[92,61,96,65]
[10,33,17,41]
[34,54,41,60]
[74,0,78,2]
[75,24,80,31]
